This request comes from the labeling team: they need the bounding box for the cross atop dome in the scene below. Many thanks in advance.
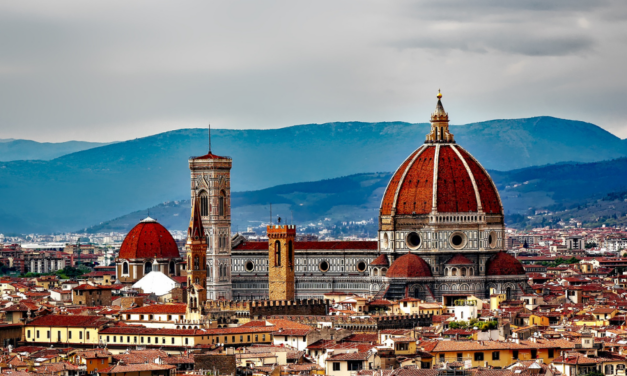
[426,90,455,143]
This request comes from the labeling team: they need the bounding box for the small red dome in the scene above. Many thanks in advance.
[381,144,502,216]
[119,218,181,260]
[445,254,473,265]
[386,253,432,278]
[370,254,389,267]
[486,252,525,276]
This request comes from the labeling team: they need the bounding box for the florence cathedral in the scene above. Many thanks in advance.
[116,92,529,303]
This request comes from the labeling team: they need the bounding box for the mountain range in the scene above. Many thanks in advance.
[2,116,627,233]
[86,157,627,233]
[0,139,111,162]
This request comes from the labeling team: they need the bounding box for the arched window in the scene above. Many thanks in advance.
[288,241,293,268]
[219,190,226,216]
[144,262,152,274]
[169,261,175,275]
[274,241,281,267]
[461,268,466,277]
[382,233,389,249]
[199,191,209,216]
[123,262,129,275]
[194,256,199,270]
[452,268,457,276]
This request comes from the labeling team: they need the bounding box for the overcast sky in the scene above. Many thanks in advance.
[1,0,627,142]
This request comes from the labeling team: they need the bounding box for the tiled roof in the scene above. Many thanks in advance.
[381,144,502,216]
[486,252,526,276]
[272,329,311,336]
[73,284,115,291]
[123,304,187,314]
[427,339,576,352]
[446,254,474,265]
[118,220,181,260]
[370,254,389,266]
[192,152,229,160]
[387,253,432,278]
[101,363,176,374]
[26,315,110,328]
[328,352,371,361]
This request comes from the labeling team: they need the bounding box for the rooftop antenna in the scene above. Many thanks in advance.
[208,123,212,154]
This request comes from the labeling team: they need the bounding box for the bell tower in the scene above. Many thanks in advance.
[267,221,296,301]
[186,197,206,321]
[188,125,233,300]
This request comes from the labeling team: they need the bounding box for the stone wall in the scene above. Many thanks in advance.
[250,299,328,318]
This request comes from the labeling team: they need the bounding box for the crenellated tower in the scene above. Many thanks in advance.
[267,223,296,301]
[189,128,233,300]
[186,198,207,320]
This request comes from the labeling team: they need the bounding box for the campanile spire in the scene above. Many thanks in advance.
[426,90,455,143]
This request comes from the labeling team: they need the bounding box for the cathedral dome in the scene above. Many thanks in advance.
[380,92,502,217]
[486,252,525,276]
[386,253,432,278]
[119,217,181,260]
[380,144,501,216]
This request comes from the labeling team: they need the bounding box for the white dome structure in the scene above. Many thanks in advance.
[132,271,179,296]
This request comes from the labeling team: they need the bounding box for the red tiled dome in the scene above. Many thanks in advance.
[370,254,389,267]
[386,253,432,278]
[486,252,525,276]
[445,254,474,265]
[119,218,180,260]
[380,144,502,216]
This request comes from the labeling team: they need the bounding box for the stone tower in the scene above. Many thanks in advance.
[186,197,207,321]
[267,223,296,300]
[189,138,233,300]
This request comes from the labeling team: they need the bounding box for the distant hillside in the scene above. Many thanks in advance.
[88,158,627,233]
[2,116,627,233]
[0,139,111,161]
[85,173,392,234]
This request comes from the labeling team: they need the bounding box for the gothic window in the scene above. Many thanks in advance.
[122,262,129,275]
[199,191,209,216]
[288,241,293,268]
[219,190,226,216]
[194,256,199,270]
[144,262,152,274]
[274,241,281,267]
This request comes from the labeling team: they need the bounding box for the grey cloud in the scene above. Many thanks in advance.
[392,33,595,57]
[0,0,625,142]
